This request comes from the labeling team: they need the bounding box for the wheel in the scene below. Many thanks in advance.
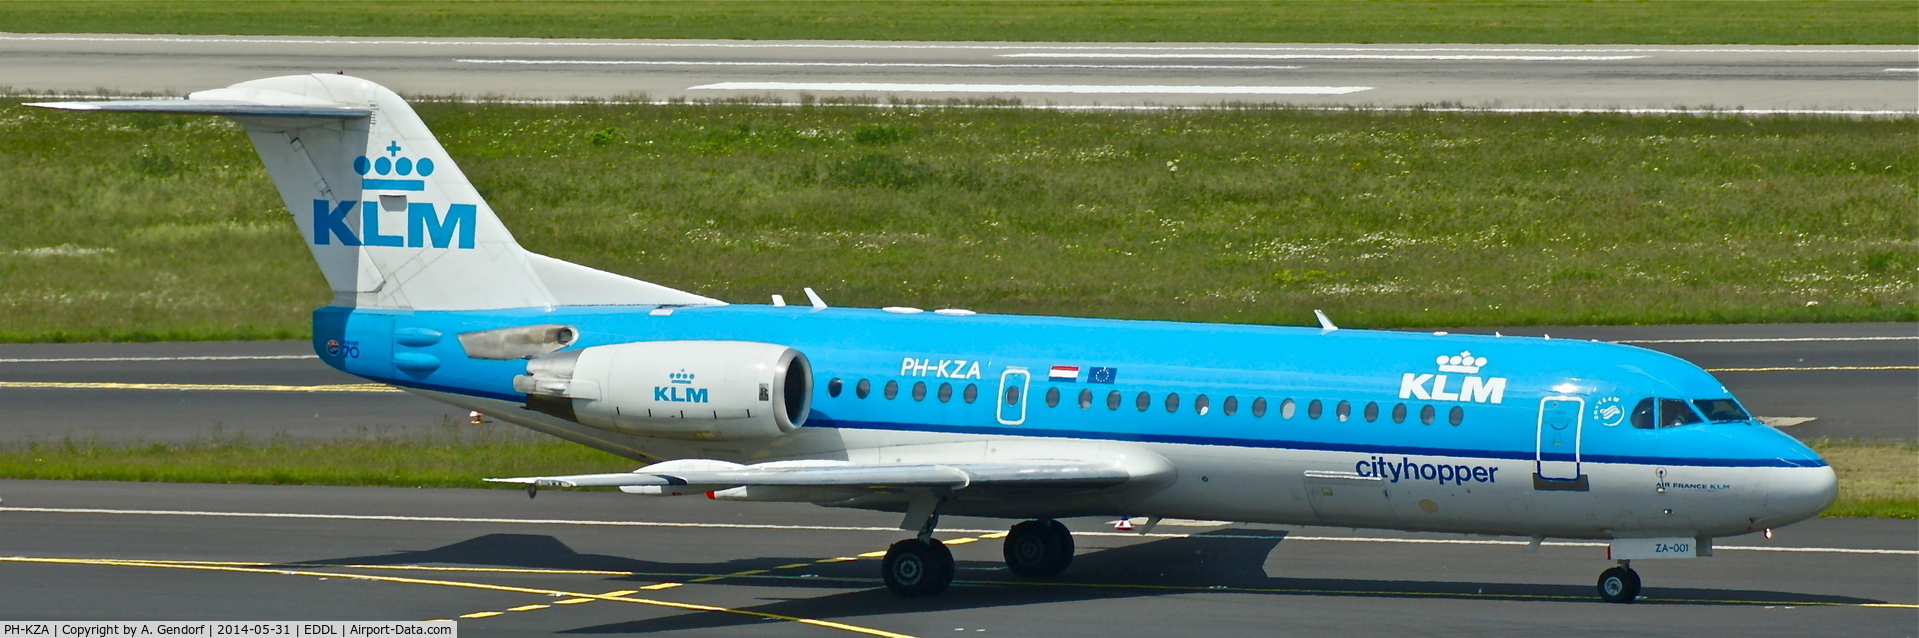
[1597,566,1641,603]
[882,538,953,597]
[1045,518,1075,573]
[1004,519,1073,577]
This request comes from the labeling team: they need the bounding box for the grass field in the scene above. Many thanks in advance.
[1,101,1912,342]
[0,0,1912,44]
[0,428,1907,518]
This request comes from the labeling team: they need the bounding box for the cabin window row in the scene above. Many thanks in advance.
[823,378,1466,425]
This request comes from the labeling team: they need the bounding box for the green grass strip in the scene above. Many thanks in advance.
[0,1,1910,45]
[1812,439,1919,519]
[0,426,639,488]
[2,101,1911,341]
[0,431,1908,518]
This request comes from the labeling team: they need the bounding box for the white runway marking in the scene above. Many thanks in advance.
[0,355,317,363]
[2,506,1908,555]
[689,82,1372,95]
[1887,68,1919,73]
[3,35,1912,54]
[457,58,1304,71]
[1004,53,1648,61]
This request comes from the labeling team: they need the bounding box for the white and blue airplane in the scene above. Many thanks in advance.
[33,74,1837,603]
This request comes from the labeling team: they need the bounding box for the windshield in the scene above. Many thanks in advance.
[1630,397,1716,429]
[1692,398,1752,423]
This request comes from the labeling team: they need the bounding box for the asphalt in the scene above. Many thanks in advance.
[3,35,1913,113]
[0,480,1910,635]
[2,323,1911,444]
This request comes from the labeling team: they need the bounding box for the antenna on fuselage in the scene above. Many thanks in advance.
[804,287,828,312]
[1313,309,1338,334]
[771,294,787,307]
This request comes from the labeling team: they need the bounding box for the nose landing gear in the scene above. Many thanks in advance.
[1597,560,1641,603]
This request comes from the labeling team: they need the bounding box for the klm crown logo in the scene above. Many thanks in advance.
[1436,351,1487,374]
[311,142,473,249]
[1400,350,1506,405]
[353,141,435,192]
[656,370,708,403]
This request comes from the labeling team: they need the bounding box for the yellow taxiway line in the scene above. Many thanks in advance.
[0,556,916,638]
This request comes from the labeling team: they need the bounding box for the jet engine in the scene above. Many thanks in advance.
[512,340,811,440]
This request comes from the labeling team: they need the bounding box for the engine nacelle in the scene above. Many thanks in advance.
[512,340,811,440]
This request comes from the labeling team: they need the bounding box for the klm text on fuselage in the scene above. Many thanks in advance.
[311,200,476,248]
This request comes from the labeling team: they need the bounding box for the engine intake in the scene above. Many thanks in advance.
[513,340,811,440]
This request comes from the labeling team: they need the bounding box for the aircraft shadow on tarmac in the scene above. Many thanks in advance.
[289,530,1881,634]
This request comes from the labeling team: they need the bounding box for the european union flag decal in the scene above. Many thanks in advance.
[1088,367,1118,384]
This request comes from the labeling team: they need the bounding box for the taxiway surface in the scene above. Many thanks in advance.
[0,480,1912,636]
[3,34,1914,113]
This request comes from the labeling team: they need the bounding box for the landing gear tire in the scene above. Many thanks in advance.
[882,538,954,597]
[1597,566,1641,603]
[1004,519,1074,577]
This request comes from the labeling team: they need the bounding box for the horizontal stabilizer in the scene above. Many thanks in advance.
[27,99,370,119]
[487,461,1134,491]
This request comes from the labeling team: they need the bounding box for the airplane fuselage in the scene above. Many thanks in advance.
[315,303,1834,541]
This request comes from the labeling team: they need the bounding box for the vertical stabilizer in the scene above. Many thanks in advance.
[30,74,721,311]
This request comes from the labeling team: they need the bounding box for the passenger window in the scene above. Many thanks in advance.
[1252,397,1268,417]
[1279,398,1295,419]
[827,378,843,398]
[1693,398,1750,423]
[1223,396,1238,416]
[1660,398,1703,427]
[1420,404,1436,425]
[884,380,900,400]
[938,382,953,403]
[1449,406,1464,426]
[1335,400,1351,422]
[1106,390,1122,410]
[1307,399,1323,420]
[856,379,871,399]
[1164,392,1180,413]
[1630,398,1655,429]
[1078,389,1093,409]
[1391,403,1407,423]
[1004,385,1021,406]
[1135,392,1151,412]
[1363,402,1379,422]
[963,384,979,404]
[1194,394,1210,416]
[911,381,927,402]
[1045,387,1061,408]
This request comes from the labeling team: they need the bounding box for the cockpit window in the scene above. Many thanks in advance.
[1630,398,1656,429]
[1692,398,1751,423]
[1659,398,1703,427]
[1632,397,1712,429]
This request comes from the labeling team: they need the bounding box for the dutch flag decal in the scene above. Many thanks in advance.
[1049,365,1080,382]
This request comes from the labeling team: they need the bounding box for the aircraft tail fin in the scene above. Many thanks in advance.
[31,74,721,311]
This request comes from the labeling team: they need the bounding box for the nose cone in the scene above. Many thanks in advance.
[1766,464,1839,525]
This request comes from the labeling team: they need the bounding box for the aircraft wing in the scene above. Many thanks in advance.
[486,461,1132,491]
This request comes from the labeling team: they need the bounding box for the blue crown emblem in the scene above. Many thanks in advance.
[669,370,695,384]
[353,141,432,191]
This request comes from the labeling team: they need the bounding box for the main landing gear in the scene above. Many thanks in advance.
[880,517,1077,597]
[1597,560,1641,603]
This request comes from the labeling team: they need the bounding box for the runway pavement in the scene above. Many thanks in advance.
[3,34,1914,113]
[1,323,1910,444]
[0,480,1910,636]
